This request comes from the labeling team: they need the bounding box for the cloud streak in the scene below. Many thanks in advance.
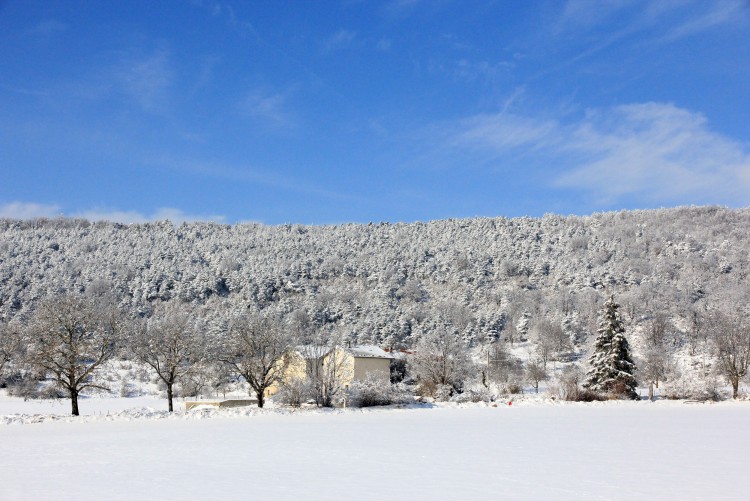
[114,47,173,112]
[73,207,227,224]
[0,201,226,224]
[151,156,360,203]
[0,202,62,219]
[323,30,357,52]
[446,102,750,207]
[659,0,748,42]
[240,88,295,128]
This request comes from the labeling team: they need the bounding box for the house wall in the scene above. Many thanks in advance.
[324,348,355,385]
[266,351,308,396]
[267,349,392,398]
[353,357,390,382]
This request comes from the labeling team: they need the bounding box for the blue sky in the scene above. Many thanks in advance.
[1,0,749,224]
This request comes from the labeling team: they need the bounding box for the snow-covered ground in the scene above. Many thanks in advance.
[2,395,749,500]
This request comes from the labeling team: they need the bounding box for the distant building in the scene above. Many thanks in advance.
[267,344,392,396]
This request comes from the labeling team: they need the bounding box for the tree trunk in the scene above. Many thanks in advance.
[257,388,265,408]
[167,382,174,412]
[648,382,654,401]
[731,377,739,399]
[71,389,80,416]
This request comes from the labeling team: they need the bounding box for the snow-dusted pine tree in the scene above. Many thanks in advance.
[584,295,638,399]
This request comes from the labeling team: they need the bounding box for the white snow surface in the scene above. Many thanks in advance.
[2,396,749,500]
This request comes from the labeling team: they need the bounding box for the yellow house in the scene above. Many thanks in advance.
[268,344,392,396]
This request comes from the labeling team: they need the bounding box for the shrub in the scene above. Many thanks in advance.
[662,376,726,401]
[450,386,493,403]
[390,358,409,384]
[348,374,413,407]
[552,365,606,401]
[433,384,454,402]
[574,388,606,402]
[502,382,524,395]
[276,378,311,408]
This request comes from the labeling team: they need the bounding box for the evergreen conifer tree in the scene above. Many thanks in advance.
[584,295,638,399]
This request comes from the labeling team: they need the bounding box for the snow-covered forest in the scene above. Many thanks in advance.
[1,205,749,403]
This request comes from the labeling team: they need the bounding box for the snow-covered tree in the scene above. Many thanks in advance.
[131,303,207,412]
[0,321,22,377]
[409,325,471,398]
[584,295,637,399]
[710,310,750,399]
[22,294,122,415]
[217,311,292,408]
[302,332,353,408]
[525,359,548,393]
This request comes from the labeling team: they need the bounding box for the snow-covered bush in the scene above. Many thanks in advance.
[431,384,452,402]
[662,375,726,401]
[347,374,413,407]
[551,365,605,401]
[119,381,138,398]
[450,386,493,403]
[389,357,409,384]
[276,378,312,408]
[8,378,66,400]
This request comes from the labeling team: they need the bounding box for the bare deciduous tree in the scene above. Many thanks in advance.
[484,341,523,389]
[218,312,292,408]
[0,321,23,377]
[299,333,354,408]
[640,346,673,400]
[22,294,121,416]
[132,304,206,412]
[408,326,471,399]
[645,312,669,348]
[532,319,567,369]
[710,311,750,399]
[525,359,548,393]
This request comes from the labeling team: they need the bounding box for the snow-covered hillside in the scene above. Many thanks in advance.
[1,206,749,403]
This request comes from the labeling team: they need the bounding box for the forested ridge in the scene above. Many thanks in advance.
[1,205,748,346]
[2,205,750,406]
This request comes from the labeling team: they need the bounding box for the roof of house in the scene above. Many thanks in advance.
[292,344,392,359]
[345,345,392,359]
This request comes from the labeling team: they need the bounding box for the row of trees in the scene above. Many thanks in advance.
[0,294,300,415]
[406,295,749,402]
[1,291,749,416]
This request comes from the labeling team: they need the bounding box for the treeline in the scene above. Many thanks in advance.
[1,206,750,410]
[2,289,749,418]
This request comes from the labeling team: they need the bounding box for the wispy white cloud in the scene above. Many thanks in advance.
[73,207,227,224]
[445,102,750,206]
[660,0,747,42]
[0,201,226,224]
[114,47,173,112]
[455,59,514,79]
[555,0,635,32]
[382,0,423,19]
[240,88,295,128]
[323,30,357,52]
[556,103,750,204]
[191,0,259,38]
[454,113,559,153]
[555,0,747,48]
[152,157,358,202]
[376,39,392,51]
[0,202,62,219]
[29,19,68,37]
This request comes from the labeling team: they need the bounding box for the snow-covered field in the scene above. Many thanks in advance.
[1,395,749,500]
